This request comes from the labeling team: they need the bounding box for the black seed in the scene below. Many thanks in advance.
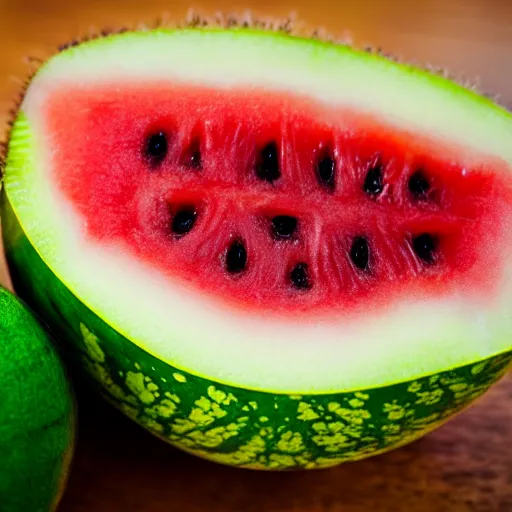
[256,142,280,182]
[412,233,437,263]
[316,154,335,190]
[364,162,384,196]
[271,215,297,239]
[226,240,247,274]
[408,170,430,198]
[145,132,168,165]
[171,207,197,236]
[290,263,312,290]
[350,237,370,271]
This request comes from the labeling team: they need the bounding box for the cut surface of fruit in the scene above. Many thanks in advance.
[48,83,509,316]
[0,286,75,511]
[3,28,512,394]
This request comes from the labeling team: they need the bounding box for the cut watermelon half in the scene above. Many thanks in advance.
[2,26,511,469]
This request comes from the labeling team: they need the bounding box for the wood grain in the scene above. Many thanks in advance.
[0,1,510,511]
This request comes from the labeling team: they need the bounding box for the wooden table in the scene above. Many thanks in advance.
[0,1,511,510]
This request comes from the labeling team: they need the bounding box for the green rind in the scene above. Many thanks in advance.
[2,194,510,470]
[0,285,75,511]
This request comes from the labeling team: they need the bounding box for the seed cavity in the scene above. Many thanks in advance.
[316,153,335,191]
[256,142,280,183]
[171,207,197,236]
[271,215,298,240]
[350,237,370,271]
[290,262,312,290]
[226,239,247,274]
[145,131,168,166]
[408,170,430,198]
[412,233,437,264]
[363,161,384,196]
[183,138,202,170]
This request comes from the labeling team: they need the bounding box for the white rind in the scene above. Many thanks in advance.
[24,29,512,162]
[5,29,512,393]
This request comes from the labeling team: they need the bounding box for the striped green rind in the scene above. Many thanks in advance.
[0,284,75,511]
[2,195,510,470]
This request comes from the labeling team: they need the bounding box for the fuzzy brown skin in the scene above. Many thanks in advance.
[0,9,498,168]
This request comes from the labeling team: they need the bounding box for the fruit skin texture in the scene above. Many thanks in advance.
[0,284,75,511]
[2,196,510,470]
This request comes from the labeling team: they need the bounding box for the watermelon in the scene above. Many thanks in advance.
[1,24,512,470]
[0,286,75,510]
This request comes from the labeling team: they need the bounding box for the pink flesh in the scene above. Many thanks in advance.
[45,83,512,316]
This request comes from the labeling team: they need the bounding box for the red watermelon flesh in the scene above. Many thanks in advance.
[46,83,511,317]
